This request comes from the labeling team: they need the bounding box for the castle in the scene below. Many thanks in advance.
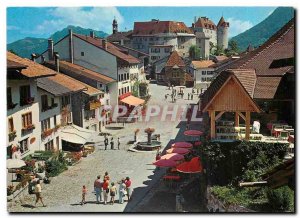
[192,16,229,59]
[108,16,229,61]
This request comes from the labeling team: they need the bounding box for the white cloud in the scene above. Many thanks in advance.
[7,25,20,30]
[227,17,253,37]
[31,7,123,35]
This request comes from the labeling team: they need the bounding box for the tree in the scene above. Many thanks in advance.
[214,45,224,56]
[189,45,201,60]
[228,40,239,53]
[145,128,155,145]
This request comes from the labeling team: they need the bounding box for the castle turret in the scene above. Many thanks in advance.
[112,17,118,34]
[217,16,229,50]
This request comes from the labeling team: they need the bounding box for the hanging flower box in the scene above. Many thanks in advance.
[41,128,54,139]
[20,97,35,106]
[8,130,17,142]
[7,102,18,110]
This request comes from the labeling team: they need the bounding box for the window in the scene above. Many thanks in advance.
[8,118,14,133]
[119,74,121,81]
[41,118,51,132]
[45,140,54,151]
[54,115,57,127]
[41,95,48,111]
[202,71,207,75]
[201,77,207,82]
[173,72,179,78]
[207,71,214,75]
[81,52,85,56]
[164,48,170,53]
[22,112,32,128]
[62,96,70,107]
[19,138,29,154]
[51,98,55,106]
[7,87,12,105]
[19,85,31,105]
[127,73,129,80]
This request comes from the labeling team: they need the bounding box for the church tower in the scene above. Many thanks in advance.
[112,17,118,34]
[217,16,229,50]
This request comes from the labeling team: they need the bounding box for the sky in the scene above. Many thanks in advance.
[7,6,277,43]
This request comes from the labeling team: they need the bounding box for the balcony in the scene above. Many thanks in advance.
[86,99,101,110]
[8,130,17,142]
[20,97,35,107]
[21,124,35,135]
[41,103,58,112]
[7,102,18,110]
[41,128,54,139]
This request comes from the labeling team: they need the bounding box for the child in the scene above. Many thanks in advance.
[110,182,117,205]
[81,185,88,205]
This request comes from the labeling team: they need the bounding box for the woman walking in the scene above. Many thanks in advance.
[34,180,46,207]
[118,179,126,204]
[109,182,117,205]
[102,178,109,205]
[125,177,132,201]
[81,185,88,205]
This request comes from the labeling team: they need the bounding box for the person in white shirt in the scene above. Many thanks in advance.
[253,120,261,133]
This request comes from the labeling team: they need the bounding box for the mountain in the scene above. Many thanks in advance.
[230,7,294,52]
[7,25,108,58]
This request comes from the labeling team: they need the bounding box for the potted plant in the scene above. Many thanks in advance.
[145,128,155,145]
[7,185,14,196]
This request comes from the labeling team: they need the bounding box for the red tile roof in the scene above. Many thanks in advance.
[165,51,185,67]
[107,30,132,42]
[253,77,282,99]
[194,17,217,30]
[73,34,140,65]
[217,16,229,27]
[191,60,215,69]
[7,52,57,78]
[133,20,193,35]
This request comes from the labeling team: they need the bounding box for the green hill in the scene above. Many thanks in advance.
[7,25,108,58]
[230,7,294,51]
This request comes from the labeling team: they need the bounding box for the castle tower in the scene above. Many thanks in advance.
[217,16,229,50]
[112,17,118,34]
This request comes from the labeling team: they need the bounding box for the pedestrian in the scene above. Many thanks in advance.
[117,137,120,150]
[165,94,167,100]
[118,179,126,204]
[197,88,199,94]
[188,93,190,100]
[104,136,108,150]
[102,178,109,205]
[94,175,102,203]
[191,93,194,100]
[104,171,110,182]
[34,180,46,207]
[109,182,117,205]
[81,185,88,205]
[125,177,132,201]
[110,137,114,150]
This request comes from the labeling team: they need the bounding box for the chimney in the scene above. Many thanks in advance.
[48,39,54,61]
[69,29,74,63]
[103,39,107,50]
[54,52,60,72]
[31,53,37,62]
[90,31,95,38]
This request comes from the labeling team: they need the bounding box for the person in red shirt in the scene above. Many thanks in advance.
[102,179,109,205]
[125,177,132,201]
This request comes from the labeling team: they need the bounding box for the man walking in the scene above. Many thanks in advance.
[34,180,46,208]
[104,136,108,150]
[117,137,120,150]
[94,175,102,203]
[110,137,114,150]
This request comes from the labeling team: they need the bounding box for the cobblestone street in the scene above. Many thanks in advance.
[8,83,201,212]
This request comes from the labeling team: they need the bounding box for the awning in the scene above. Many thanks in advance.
[120,95,145,106]
[60,124,96,145]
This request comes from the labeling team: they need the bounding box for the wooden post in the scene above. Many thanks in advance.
[245,111,250,140]
[211,110,216,138]
[235,112,239,127]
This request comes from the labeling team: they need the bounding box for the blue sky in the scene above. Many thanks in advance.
[7,6,277,43]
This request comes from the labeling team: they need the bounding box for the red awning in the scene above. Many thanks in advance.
[153,159,178,167]
[176,157,203,173]
[120,95,145,106]
[171,142,193,149]
[160,153,185,161]
[184,130,203,136]
[166,148,190,155]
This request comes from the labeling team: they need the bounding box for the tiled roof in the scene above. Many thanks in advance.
[73,34,140,64]
[37,73,86,96]
[133,20,193,35]
[217,16,229,27]
[107,30,132,42]
[7,60,27,69]
[7,52,57,78]
[165,51,185,67]
[191,60,215,69]
[200,69,257,111]
[194,17,217,30]
[225,18,295,76]
[253,77,282,99]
